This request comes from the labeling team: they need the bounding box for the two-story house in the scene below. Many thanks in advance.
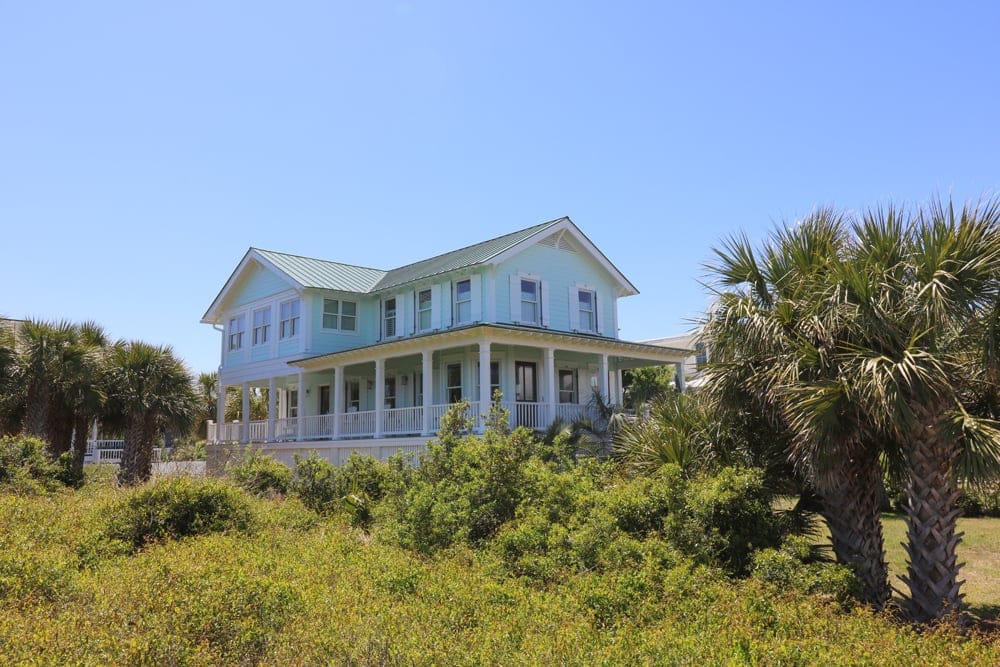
[202,217,688,467]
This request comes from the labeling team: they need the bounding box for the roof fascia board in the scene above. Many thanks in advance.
[487,218,639,296]
[201,249,303,323]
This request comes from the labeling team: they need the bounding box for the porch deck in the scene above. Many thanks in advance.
[207,401,596,445]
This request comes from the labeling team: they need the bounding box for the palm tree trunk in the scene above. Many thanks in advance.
[23,381,49,440]
[901,404,964,622]
[118,415,149,486]
[70,414,90,486]
[46,409,74,458]
[816,448,890,608]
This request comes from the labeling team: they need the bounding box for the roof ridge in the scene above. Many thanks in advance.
[382,216,566,275]
[253,247,387,274]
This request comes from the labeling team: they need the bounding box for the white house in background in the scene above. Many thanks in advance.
[201,217,690,467]
[643,330,708,389]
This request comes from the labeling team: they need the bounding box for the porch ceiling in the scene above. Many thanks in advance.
[289,323,690,371]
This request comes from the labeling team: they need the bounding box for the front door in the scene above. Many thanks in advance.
[515,361,538,427]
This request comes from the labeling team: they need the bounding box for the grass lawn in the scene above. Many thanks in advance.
[881,513,1000,618]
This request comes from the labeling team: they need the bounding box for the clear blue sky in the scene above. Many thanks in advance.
[2,2,999,374]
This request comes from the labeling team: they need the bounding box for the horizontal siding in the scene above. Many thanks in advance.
[496,242,617,336]
[230,263,291,307]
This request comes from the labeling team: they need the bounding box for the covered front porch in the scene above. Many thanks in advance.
[207,324,689,450]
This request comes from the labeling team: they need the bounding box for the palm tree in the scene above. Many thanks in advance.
[702,209,892,608]
[827,199,1000,621]
[195,371,219,439]
[15,319,80,449]
[104,341,198,485]
[64,322,110,483]
[0,320,20,434]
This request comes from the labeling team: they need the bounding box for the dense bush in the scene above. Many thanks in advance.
[229,450,292,497]
[104,476,255,550]
[381,426,537,553]
[957,485,1000,518]
[751,535,861,604]
[291,451,401,518]
[0,435,62,494]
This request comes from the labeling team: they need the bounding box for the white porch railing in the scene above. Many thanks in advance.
[383,406,423,435]
[84,440,165,464]
[206,401,596,444]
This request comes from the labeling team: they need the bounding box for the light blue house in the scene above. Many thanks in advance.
[202,217,688,465]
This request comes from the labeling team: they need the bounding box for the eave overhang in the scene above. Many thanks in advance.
[289,323,690,371]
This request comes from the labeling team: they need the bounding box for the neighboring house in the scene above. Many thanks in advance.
[202,217,689,467]
[643,330,708,390]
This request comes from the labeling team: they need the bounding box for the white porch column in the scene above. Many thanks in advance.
[267,377,276,442]
[217,377,226,428]
[478,341,492,432]
[544,347,556,426]
[616,369,624,406]
[598,354,609,403]
[296,370,304,441]
[241,381,250,444]
[676,362,687,393]
[422,350,433,436]
[333,366,343,439]
[374,358,385,438]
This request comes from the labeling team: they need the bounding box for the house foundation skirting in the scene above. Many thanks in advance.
[206,436,429,475]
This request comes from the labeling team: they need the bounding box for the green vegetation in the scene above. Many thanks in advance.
[0,464,997,665]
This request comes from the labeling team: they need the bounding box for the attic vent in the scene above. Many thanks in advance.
[539,231,578,253]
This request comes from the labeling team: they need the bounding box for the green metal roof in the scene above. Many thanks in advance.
[254,249,387,293]
[254,217,566,295]
[371,217,565,291]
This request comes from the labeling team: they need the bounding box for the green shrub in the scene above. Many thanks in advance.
[229,450,291,497]
[958,485,1000,518]
[667,466,782,575]
[105,476,255,551]
[751,535,861,604]
[168,438,207,461]
[0,435,62,494]
[291,452,399,516]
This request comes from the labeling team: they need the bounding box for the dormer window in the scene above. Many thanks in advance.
[279,299,300,339]
[454,280,472,324]
[228,314,246,351]
[520,279,540,324]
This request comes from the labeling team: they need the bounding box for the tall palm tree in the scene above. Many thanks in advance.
[702,209,892,608]
[195,371,219,439]
[0,320,20,434]
[104,341,198,485]
[828,199,1000,621]
[16,319,80,449]
[64,322,110,483]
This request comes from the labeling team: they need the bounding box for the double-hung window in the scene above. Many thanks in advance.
[520,279,540,324]
[577,289,596,332]
[417,289,432,331]
[279,299,300,339]
[323,299,357,332]
[454,280,472,324]
[252,307,271,345]
[383,297,397,338]
[228,314,246,351]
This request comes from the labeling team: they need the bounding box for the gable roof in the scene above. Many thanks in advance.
[203,216,638,323]
[372,217,564,291]
[254,249,386,292]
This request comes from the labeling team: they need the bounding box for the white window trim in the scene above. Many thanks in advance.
[228,313,246,351]
[251,307,271,346]
[416,288,433,333]
[520,277,541,325]
[454,278,472,325]
[279,298,301,339]
[383,296,398,339]
[321,297,360,334]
